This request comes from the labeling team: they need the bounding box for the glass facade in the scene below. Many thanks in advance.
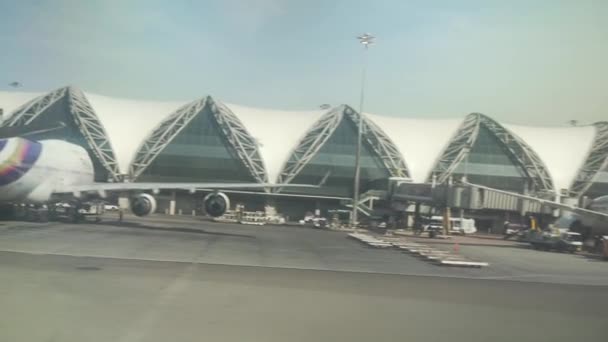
[584,168,608,199]
[24,95,110,181]
[137,106,256,183]
[451,125,527,192]
[289,117,391,197]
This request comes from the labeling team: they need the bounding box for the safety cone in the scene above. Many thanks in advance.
[453,242,460,254]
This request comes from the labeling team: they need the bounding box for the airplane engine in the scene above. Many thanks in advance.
[203,192,230,217]
[131,193,157,217]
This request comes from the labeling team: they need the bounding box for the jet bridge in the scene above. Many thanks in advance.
[388,179,554,215]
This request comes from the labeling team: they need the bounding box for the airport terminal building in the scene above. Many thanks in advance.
[1,86,607,228]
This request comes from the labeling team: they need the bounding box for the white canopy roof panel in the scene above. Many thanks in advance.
[1,88,602,192]
[84,93,189,174]
[504,124,596,192]
[222,102,328,183]
[366,114,463,183]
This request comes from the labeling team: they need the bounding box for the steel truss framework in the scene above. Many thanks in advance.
[275,106,344,187]
[209,98,267,183]
[3,86,121,181]
[2,87,68,126]
[129,96,267,183]
[570,122,608,198]
[429,113,555,193]
[275,105,410,189]
[343,106,409,178]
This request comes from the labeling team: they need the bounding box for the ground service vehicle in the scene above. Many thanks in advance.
[423,216,477,237]
[528,230,583,253]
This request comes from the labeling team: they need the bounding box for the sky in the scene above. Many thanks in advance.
[0,0,606,125]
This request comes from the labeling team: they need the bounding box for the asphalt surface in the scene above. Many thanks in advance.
[1,215,607,341]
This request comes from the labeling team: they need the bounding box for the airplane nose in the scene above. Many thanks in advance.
[0,138,42,186]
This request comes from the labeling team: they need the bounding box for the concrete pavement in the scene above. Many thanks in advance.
[2,216,607,285]
[1,251,606,342]
[0,216,607,341]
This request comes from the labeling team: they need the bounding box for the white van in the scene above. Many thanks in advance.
[425,216,477,235]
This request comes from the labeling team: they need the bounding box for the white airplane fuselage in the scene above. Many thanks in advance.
[0,137,315,220]
[0,138,94,203]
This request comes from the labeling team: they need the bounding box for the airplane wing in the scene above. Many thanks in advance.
[463,182,608,219]
[54,182,317,195]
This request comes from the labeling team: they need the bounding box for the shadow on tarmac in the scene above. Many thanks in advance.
[576,253,608,262]
[98,221,254,239]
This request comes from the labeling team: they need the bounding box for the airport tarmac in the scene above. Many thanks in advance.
[1,215,607,341]
[0,215,606,285]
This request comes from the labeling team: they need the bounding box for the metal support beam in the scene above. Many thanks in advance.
[209,99,268,184]
[570,121,608,197]
[430,113,554,194]
[343,106,410,178]
[130,96,268,184]
[478,114,553,193]
[67,87,121,180]
[2,86,120,181]
[430,113,480,184]
[129,97,209,180]
[2,87,68,126]
[275,105,410,191]
[275,106,344,186]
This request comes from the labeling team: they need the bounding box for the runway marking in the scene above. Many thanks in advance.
[477,274,564,281]
[478,273,608,282]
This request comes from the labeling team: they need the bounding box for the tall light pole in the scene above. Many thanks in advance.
[351,33,375,229]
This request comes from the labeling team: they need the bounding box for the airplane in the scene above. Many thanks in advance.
[462,181,608,237]
[0,133,317,221]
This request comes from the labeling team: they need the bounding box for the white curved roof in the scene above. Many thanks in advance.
[0,91,44,121]
[222,102,327,183]
[84,92,189,173]
[1,88,603,191]
[366,113,463,183]
[504,124,596,191]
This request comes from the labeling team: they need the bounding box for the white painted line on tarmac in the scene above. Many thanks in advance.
[440,260,489,267]
[351,234,490,267]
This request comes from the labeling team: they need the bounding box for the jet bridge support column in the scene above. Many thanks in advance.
[443,207,451,236]
[118,192,129,210]
[443,176,453,236]
[169,191,176,216]
[413,202,421,230]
